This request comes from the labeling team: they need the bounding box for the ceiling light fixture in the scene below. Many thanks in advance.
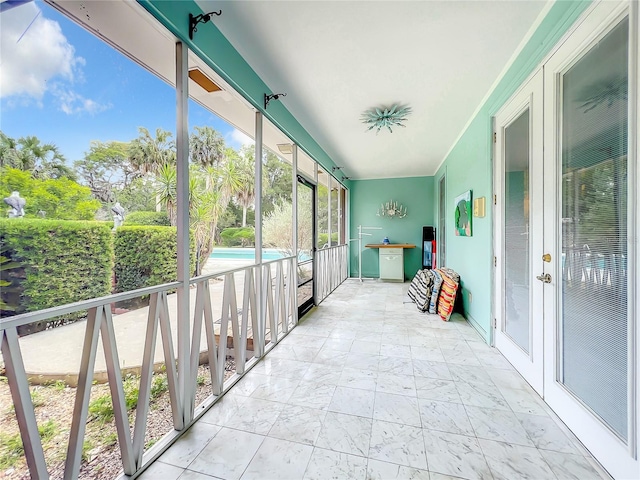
[277,143,293,155]
[188,68,221,92]
[264,93,287,110]
[361,104,412,134]
[189,10,222,40]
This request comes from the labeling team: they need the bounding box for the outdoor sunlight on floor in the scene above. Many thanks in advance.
[140,280,609,480]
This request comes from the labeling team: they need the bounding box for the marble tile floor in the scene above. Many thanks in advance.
[141,280,611,480]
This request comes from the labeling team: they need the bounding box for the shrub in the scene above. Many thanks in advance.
[0,167,100,220]
[125,211,170,226]
[220,227,255,247]
[319,232,339,248]
[0,219,113,334]
[113,226,195,293]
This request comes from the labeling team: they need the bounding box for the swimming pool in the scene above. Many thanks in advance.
[209,248,311,261]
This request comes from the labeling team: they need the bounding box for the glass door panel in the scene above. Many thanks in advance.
[504,110,531,353]
[559,17,629,440]
[297,177,315,315]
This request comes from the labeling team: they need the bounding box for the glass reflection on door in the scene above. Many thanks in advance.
[559,18,629,440]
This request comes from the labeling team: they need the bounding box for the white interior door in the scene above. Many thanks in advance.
[542,2,638,478]
[494,69,544,394]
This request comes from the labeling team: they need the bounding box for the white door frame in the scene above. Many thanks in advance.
[493,69,545,395]
[542,2,638,478]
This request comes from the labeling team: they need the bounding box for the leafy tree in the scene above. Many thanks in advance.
[74,141,134,203]
[0,168,100,220]
[263,200,311,258]
[262,150,292,218]
[0,132,75,180]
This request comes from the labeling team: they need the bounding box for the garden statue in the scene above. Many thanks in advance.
[4,191,26,218]
[112,202,125,230]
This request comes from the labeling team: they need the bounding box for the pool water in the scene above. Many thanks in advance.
[209,248,311,261]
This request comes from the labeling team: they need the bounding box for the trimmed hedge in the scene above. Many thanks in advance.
[113,226,195,293]
[220,227,255,247]
[0,219,113,333]
[125,211,170,226]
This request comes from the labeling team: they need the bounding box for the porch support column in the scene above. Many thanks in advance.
[327,175,332,248]
[175,41,189,426]
[292,145,298,324]
[254,112,264,357]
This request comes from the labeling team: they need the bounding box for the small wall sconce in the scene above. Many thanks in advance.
[264,93,287,109]
[331,166,343,173]
[189,10,222,40]
[377,199,407,218]
[341,176,350,181]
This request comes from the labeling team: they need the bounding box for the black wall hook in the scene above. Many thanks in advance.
[264,93,287,110]
[189,10,222,40]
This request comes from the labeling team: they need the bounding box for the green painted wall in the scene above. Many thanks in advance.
[432,1,592,341]
[350,177,434,280]
[139,0,348,189]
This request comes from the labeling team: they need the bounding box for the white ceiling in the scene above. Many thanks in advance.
[197,0,549,179]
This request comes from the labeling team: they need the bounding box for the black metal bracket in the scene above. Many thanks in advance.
[189,10,222,40]
[264,93,287,110]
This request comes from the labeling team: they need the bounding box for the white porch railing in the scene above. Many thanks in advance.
[0,255,298,480]
[315,244,348,303]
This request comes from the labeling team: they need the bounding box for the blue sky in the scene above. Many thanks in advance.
[0,0,247,165]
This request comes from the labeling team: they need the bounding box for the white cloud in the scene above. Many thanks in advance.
[228,128,254,148]
[51,85,111,115]
[0,2,109,115]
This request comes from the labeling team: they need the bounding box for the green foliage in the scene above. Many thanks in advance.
[88,395,115,423]
[0,131,74,180]
[113,226,195,292]
[220,227,255,247]
[150,373,168,399]
[0,219,112,331]
[123,375,139,410]
[0,432,24,469]
[319,232,339,248]
[125,211,171,226]
[0,167,100,219]
[30,388,44,408]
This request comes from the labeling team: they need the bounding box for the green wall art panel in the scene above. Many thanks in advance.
[454,190,472,237]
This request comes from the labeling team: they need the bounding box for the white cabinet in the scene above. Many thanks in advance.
[379,247,404,281]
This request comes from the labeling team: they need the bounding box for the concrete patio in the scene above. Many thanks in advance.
[138,280,610,480]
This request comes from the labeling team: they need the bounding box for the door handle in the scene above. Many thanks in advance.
[536,273,552,283]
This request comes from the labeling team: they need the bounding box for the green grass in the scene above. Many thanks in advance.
[0,432,24,470]
[38,420,59,443]
[150,374,168,399]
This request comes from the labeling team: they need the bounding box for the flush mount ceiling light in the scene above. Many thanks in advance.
[277,143,293,155]
[361,104,412,133]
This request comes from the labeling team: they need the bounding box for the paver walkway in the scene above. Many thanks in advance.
[138,280,611,480]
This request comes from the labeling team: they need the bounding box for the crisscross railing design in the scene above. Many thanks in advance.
[0,255,300,479]
[316,244,348,303]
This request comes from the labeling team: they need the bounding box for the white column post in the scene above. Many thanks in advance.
[254,112,264,357]
[327,175,332,248]
[292,145,298,323]
[175,41,189,426]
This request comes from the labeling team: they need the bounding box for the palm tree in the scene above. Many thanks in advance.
[234,148,256,227]
[129,127,176,176]
[0,132,73,179]
[190,126,226,167]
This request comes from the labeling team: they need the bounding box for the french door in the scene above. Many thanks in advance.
[495,2,638,478]
[494,69,544,395]
[542,3,637,478]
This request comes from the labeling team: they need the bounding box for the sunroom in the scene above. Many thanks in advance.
[0,0,638,479]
